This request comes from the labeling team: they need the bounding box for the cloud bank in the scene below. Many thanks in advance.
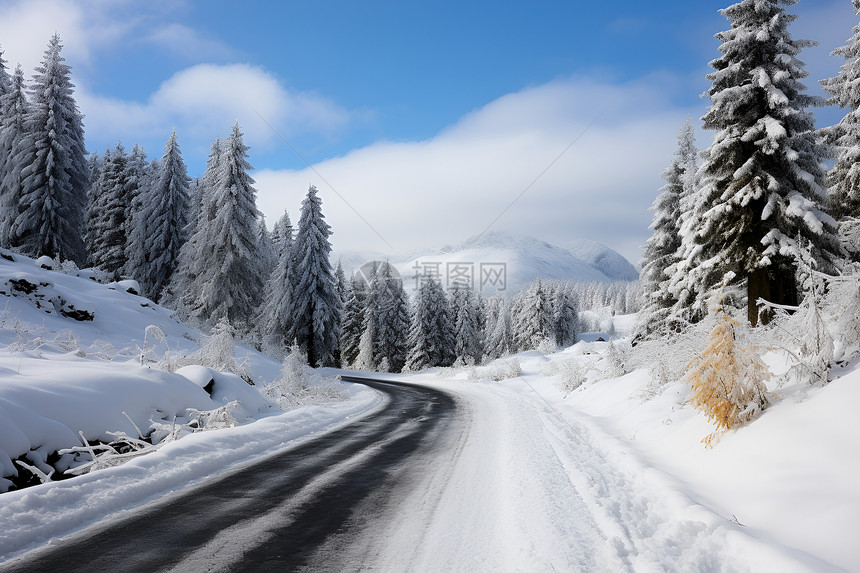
[256,76,700,264]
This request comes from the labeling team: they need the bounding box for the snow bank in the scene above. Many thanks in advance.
[0,383,383,561]
[0,252,375,494]
[441,326,860,571]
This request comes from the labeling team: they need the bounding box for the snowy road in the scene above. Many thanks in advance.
[0,375,827,572]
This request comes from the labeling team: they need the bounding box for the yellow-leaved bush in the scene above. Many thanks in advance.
[685,306,770,447]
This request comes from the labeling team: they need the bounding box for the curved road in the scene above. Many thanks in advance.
[0,377,458,573]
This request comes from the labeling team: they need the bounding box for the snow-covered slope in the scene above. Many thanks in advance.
[423,330,860,571]
[0,250,368,496]
[336,231,638,295]
[564,238,639,281]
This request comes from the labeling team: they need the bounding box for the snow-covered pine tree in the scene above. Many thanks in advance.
[513,279,552,350]
[87,143,132,278]
[169,124,264,328]
[270,210,293,258]
[259,217,294,354]
[0,47,9,98]
[10,35,89,265]
[821,2,860,259]
[340,272,369,367]
[549,284,578,348]
[286,184,341,367]
[364,262,409,372]
[129,132,191,298]
[0,65,28,249]
[257,214,276,281]
[639,119,698,338]
[335,261,347,307]
[122,144,149,275]
[406,277,456,370]
[689,0,841,326]
[483,296,512,361]
[452,286,483,365]
[0,48,11,244]
[186,177,202,236]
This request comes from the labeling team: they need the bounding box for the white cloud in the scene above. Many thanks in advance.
[0,0,129,73]
[143,23,235,60]
[255,76,699,265]
[76,63,355,154]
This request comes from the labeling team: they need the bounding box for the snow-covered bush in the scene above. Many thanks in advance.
[467,358,522,381]
[686,306,770,446]
[263,345,348,410]
[547,358,587,396]
[160,317,251,382]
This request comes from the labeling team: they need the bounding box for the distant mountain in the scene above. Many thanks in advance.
[563,239,639,282]
[334,232,638,296]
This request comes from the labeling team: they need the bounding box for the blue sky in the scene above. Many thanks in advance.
[0,0,855,263]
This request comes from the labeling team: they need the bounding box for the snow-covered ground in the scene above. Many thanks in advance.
[413,324,859,571]
[1,251,857,571]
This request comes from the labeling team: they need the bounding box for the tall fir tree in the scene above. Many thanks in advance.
[340,272,369,367]
[639,119,698,338]
[821,1,860,258]
[123,144,150,274]
[129,132,191,298]
[406,277,456,370]
[483,296,512,361]
[87,143,132,277]
[688,0,841,325]
[0,47,9,98]
[286,185,341,367]
[259,213,295,352]
[10,34,88,265]
[270,210,293,258]
[513,279,551,350]
[0,65,28,249]
[169,124,264,328]
[452,286,484,365]
[365,262,409,372]
[549,284,578,348]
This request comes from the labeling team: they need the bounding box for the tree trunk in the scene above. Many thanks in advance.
[748,264,798,326]
[748,269,770,326]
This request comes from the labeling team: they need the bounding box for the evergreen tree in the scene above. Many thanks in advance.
[550,285,578,348]
[169,124,264,328]
[514,279,551,350]
[123,144,150,274]
[257,214,277,279]
[452,286,483,365]
[87,143,132,277]
[335,261,347,307]
[0,65,28,248]
[821,2,860,259]
[10,34,88,265]
[270,210,293,258]
[0,47,9,98]
[129,132,191,298]
[406,277,455,370]
[365,262,409,372]
[483,296,512,361]
[259,215,295,352]
[639,120,698,338]
[689,0,841,325]
[286,184,341,367]
[340,272,369,367]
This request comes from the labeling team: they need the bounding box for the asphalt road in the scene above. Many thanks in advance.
[0,376,458,573]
